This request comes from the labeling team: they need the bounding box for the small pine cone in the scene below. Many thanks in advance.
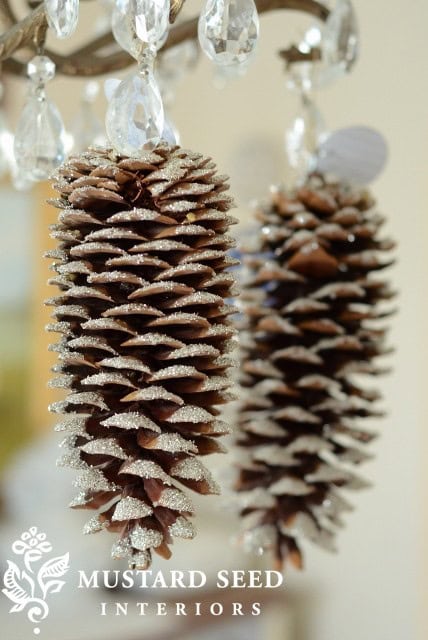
[235,173,395,569]
[46,145,238,569]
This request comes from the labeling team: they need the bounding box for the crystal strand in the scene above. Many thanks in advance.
[198,0,260,67]
[14,56,66,181]
[70,81,106,152]
[106,0,171,154]
[0,82,13,179]
[44,0,79,39]
[322,0,359,74]
[285,91,327,184]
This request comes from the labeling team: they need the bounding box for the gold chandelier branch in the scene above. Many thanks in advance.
[0,0,328,77]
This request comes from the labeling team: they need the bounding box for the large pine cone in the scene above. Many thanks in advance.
[46,145,238,569]
[235,174,395,569]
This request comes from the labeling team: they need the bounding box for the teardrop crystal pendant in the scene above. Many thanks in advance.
[14,90,66,181]
[198,0,260,66]
[285,94,326,180]
[112,0,170,59]
[105,71,165,155]
[44,0,79,39]
[322,0,359,73]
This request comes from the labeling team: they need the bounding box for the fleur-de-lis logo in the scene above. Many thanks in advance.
[2,526,70,635]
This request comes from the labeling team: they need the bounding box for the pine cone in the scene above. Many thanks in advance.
[235,173,395,569]
[46,145,238,569]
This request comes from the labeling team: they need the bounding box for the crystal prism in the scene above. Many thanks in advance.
[198,0,259,66]
[112,0,170,59]
[322,0,359,72]
[14,91,66,180]
[285,95,326,179]
[44,0,79,39]
[105,71,164,155]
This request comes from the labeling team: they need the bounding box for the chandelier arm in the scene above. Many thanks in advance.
[0,0,329,76]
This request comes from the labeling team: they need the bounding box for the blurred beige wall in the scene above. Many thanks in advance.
[4,0,427,638]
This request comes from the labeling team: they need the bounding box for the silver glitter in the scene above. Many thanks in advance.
[97,356,151,374]
[163,291,222,309]
[122,386,184,405]
[81,318,137,335]
[242,418,285,438]
[145,433,197,454]
[70,242,125,257]
[204,420,231,435]
[155,263,213,281]
[73,468,119,492]
[166,406,214,424]
[51,305,90,320]
[56,449,88,470]
[143,160,188,183]
[203,273,236,288]
[48,275,73,288]
[242,525,277,556]
[83,515,110,535]
[106,209,166,224]
[160,199,200,213]
[160,344,219,360]
[181,249,223,264]
[69,492,91,508]
[168,517,196,539]
[199,376,230,391]
[149,312,209,329]
[203,324,236,339]
[85,227,145,242]
[81,438,128,460]
[87,271,147,286]
[129,550,151,570]
[305,464,351,484]
[101,412,160,432]
[129,525,163,551]
[156,224,212,238]
[149,366,205,382]
[59,434,80,449]
[272,346,323,365]
[68,336,118,354]
[161,182,214,199]
[81,372,136,389]
[119,459,171,484]
[48,374,75,389]
[170,457,207,481]
[44,248,67,260]
[112,497,153,521]
[154,488,194,512]
[273,406,321,424]
[269,477,313,496]
[128,281,193,299]
[103,303,163,318]
[107,254,168,268]
[54,415,88,434]
[129,239,190,253]
[252,445,296,467]
[64,286,113,302]
[49,391,109,413]
[111,537,132,559]
[122,333,184,348]
[56,261,92,275]
[45,321,73,336]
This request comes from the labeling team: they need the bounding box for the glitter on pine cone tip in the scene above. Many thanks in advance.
[45,144,239,570]
[235,172,396,570]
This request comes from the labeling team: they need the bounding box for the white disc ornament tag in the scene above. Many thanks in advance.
[316,126,388,185]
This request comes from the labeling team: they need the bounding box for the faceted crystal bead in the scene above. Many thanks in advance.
[321,0,359,73]
[14,91,66,181]
[44,0,79,39]
[105,71,164,155]
[285,94,326,180]
[112,0,170,59]
[27,56,56,85]
[198,0,260,66]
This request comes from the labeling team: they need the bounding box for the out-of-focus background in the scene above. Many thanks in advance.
[1,0,427,639]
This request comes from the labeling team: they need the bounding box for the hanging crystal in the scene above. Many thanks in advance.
[162,113,180,145]
[105,58,164,155]
[198,0,260,67]
[321,0,359,75]
[285,92,327,181]
[0,83,13,179]
[44,0,79,39]
[14,56,66,181]
[71,82,106,152]
[112,0,170,59]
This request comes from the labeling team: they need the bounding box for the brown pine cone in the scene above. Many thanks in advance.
[235,173,395,569]
[46,144,238,569]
